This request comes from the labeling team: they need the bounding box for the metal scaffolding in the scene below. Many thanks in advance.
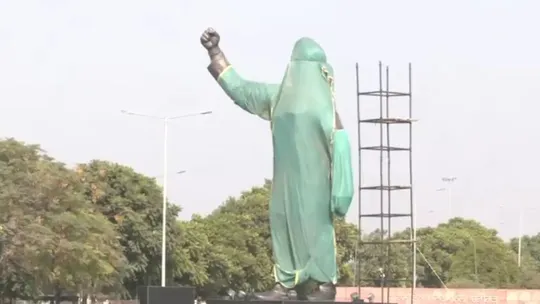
[355,62,416,304]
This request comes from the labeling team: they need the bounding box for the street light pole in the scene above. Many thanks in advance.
[162,117,168,284]
[441,176,457,218]
[460,233,478,281]
[471,237,478,282]
[121,109,211,287]
[518,208,523,267]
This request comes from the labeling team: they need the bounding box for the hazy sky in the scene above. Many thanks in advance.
[1,0,539,239]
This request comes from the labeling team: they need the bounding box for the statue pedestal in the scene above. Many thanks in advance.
[137,286,195,304]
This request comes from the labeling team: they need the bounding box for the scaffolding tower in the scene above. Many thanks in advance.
[355,62,416,304]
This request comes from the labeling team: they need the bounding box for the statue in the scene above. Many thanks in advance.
[200,28,354,301]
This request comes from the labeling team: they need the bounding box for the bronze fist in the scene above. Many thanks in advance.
[200,28,220,50]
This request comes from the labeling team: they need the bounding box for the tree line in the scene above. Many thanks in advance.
[0,138,539,302]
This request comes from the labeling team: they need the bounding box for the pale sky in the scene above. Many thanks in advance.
[0,0,539,239]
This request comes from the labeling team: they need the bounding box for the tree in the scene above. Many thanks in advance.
[76,160,184,297]
[172,219,212,288]
[334,218,359,286]
[200,181,275,294]
[354,229,411,287]
[32,160,128,302]
[417,218,519,288]
[0,138,46,298]
[0,139,127,301]
[509,233,540,288]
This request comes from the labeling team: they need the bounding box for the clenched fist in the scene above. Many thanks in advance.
[200,27,220,50]
[201,27,229,79]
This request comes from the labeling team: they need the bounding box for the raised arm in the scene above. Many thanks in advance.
[200,28,279,120]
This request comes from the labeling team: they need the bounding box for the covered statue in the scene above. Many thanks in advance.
[200,28,354,301]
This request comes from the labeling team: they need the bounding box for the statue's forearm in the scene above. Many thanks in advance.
[207,47,230,80]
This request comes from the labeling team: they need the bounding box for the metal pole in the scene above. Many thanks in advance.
[377,61,384,304]
[462,233,478,281]
[456,233,479,282]
[413,198,417,285]
[518,208,523,267]
[161,118,169,287]
[409,63,416,303]
[473,239,478,281]
[355,62,362,297]
[441,177,456,219]
[384,66,392,304]
[448,186,453,219]
[120,109,211,287]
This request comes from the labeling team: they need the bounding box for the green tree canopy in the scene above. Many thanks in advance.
[0,139,127,301]
[417,218,519,288]
[76,160,184,297]
[509,233,540,288]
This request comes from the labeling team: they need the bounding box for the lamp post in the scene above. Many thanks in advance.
[518,208,523,267]
[121,109,211,287]
[154,170,187,179]
[464,234,479,282]
[437,176,457,219]
[516,206,534,267]
[501,205,536,267]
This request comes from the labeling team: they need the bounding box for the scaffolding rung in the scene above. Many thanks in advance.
[359,213,411,218]
[359,118,414,124]
[360,239,416,244]
[358,90,410,97]
[360,145,410,151]
[360,185,411,191]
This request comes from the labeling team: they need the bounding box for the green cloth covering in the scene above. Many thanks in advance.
[216,37,354,288]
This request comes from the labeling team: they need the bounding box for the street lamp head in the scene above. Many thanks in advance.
[120,110,163,119]
[167,110,213,120]
[153,170,187,178]
[120,110,139,116]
